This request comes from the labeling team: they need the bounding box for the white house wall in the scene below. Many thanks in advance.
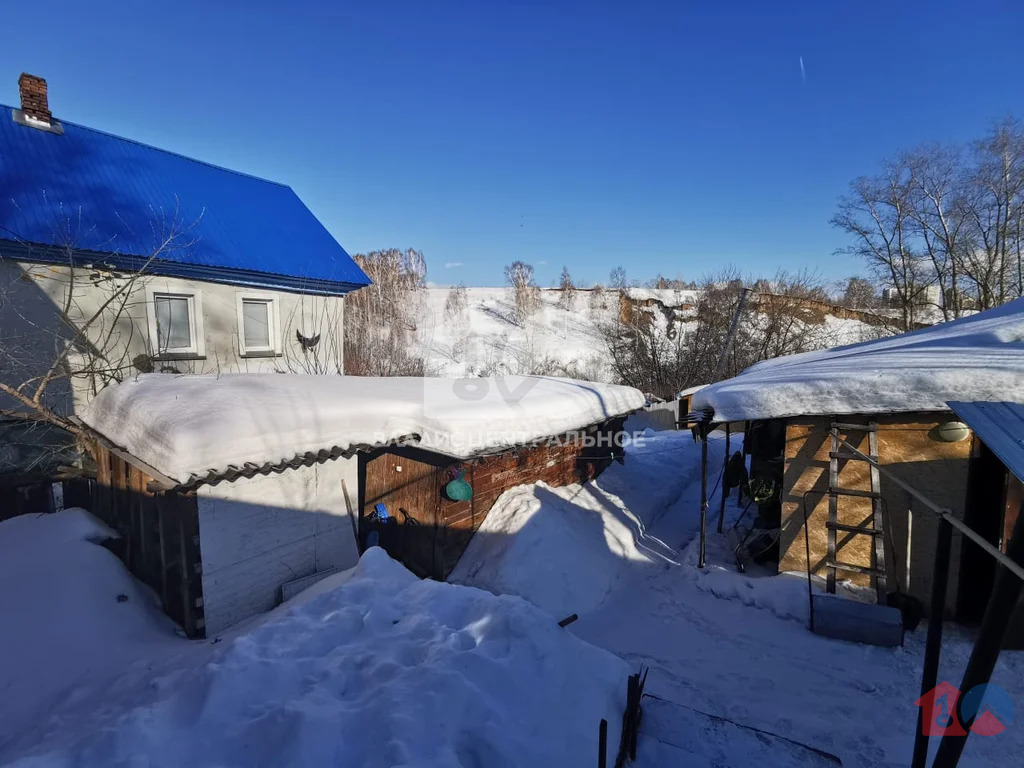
[0,260,346,415]
[196,456,359,636]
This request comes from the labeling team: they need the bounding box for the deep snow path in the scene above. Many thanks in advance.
[453,431,1024,767]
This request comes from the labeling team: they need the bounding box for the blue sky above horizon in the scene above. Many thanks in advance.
[3,1,1024,288]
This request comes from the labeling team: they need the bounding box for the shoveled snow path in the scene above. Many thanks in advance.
[452,431,1024,767]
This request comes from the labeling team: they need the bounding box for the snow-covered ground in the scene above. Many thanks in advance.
[5,430,1021,766]
[413,287,879,380]
[452,430,1024,767]
[0,511,628,767]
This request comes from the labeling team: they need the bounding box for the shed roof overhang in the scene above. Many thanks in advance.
[947,401,1024,484]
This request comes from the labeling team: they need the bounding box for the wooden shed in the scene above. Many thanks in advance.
[83,434,362,639]
[691,299,1024,622]
[776,413,972,614]
[73,373,645,637]
[359,417,627,580]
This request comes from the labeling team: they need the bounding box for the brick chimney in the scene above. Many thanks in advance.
[18,73,52,125]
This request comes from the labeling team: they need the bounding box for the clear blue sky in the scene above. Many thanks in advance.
[3,1,1023,287]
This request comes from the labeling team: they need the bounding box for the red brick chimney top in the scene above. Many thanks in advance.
[18,73,51,125]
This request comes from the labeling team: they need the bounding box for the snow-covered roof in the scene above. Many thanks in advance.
[675,384,707,399]
[693,298,1024,422]
[81,374,645,485]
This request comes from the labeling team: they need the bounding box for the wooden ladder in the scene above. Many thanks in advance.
[826,422,888,604]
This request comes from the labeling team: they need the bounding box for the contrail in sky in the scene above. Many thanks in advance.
[799,56,806,84]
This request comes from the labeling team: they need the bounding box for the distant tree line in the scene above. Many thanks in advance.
[833,117,1024,330]
[344,249,427,376]
[344,253,898,396]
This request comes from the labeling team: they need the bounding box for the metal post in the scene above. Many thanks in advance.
[717,423,731,533]
[933,501,1024,767]
[911,516,953,768]
[699,428,708,568]
[711,287,753,382]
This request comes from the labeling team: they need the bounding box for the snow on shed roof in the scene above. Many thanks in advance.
[693,298,1024,423]
[0,105,369,295]
[81,374,645,486]
[675,384,707,399]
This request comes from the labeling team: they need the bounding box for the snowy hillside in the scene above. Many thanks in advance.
[411,287,884,381]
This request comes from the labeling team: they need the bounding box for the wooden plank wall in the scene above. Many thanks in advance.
[89,442,205,637]
[779,415,971,615]
[362,418,626,580]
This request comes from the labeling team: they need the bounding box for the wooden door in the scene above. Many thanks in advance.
[362,452,440,578]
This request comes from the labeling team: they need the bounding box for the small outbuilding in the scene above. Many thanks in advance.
[692,299,1024,621]
[78,373,643,636]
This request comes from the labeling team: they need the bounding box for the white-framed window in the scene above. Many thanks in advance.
[236,292,282,356]
[145,287,205,358]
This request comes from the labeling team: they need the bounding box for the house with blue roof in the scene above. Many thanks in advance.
[0,73,370,437]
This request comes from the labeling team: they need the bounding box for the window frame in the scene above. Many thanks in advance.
[235,292,282,357]
[145,286,206,360]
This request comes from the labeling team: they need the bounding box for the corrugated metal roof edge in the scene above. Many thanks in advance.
[0,239,371,295]
[2,104,289,189]
[81,415,635,493]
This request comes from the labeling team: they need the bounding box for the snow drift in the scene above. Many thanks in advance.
[82,373,644,484]
[0,509,185,759]
[7,532,630,767]
[694,298,1024,422]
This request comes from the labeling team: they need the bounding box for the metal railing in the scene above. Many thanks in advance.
[831,434,1024,768]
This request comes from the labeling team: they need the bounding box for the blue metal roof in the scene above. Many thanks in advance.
[0,105,369,295]
[948,401,1024,484]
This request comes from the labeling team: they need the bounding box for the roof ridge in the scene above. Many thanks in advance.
[0,103,291,190]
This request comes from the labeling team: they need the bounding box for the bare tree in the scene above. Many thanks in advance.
[443,283,470,360]
[0,216,199,472]
[504,260,540,326]
[832,160,928,331]
[835,117,1024,317]
[602,268,858,398]
[904,144,970,319]
[556,266,576,311]
[838,276,879,309]
[609,266,627,291]
[344,248,427,376]
[962,118,1024,306]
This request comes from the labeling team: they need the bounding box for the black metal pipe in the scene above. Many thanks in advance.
[717,423,731,533]
[911,516,953,768]
[598,718,607,768]
[933,501,1024,767]
[699,429,708,568]
[712,287,753,382]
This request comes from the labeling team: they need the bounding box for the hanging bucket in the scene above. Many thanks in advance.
[445,469,473,501]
